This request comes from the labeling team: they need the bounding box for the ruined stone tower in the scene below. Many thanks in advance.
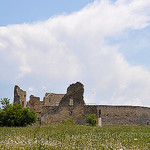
[14,85,26,107]
[59,82,85,107]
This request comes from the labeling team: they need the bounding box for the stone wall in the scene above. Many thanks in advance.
[59,82,85,107]
[13,83,150,126]
[137,107,150,125]
[27,95,44,118]
[41,82,86,124]
[41,104,150,125]
[97,105,150,126]
[41,105,86,124]
[14,85,26,107]
[43,93,65,106]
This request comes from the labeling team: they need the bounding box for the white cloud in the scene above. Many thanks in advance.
[0,0,150,106]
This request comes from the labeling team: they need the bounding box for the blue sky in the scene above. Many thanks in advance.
[0,0,94,26]
[1,0,150,107]
[107,26,150,69]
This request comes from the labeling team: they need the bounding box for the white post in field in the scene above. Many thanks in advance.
[98,117,102,126]
[98,109,102,127]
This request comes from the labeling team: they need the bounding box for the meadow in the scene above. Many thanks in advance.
[0,124,150,150]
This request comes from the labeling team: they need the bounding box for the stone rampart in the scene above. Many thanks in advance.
[96,105,150,125]
[137,107,150,125]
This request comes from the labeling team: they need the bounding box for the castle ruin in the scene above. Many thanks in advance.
[14,82,150,125]
[14,85,26,107]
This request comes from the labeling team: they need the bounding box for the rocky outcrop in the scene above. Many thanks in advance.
[59,82,85,107]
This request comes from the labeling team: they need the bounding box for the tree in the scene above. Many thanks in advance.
[85,114,97,126]
[0,98,10,108]
[0,98,37,127]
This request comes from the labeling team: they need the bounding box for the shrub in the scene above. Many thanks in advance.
[0,98,37,127]
[85,114,97,126]
[62,118,75,125]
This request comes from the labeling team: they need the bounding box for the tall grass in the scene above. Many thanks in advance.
[0,125,150,149]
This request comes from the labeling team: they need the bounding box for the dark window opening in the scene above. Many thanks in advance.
[99,110,101,118]
[147,122,149,125]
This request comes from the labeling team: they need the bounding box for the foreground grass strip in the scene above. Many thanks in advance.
[0,125,150,149]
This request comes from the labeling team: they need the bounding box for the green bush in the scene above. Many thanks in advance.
[85,114,97,126]
[0,98,37,127]
[62,118,75,125]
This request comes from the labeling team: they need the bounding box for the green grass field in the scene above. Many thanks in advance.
[0,125,150,149]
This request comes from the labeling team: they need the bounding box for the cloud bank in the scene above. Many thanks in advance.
[0,0,150,106]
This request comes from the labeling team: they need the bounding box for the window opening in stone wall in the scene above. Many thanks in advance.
[69,98,73,106]
[99,110,101,118]
[147,122,149,125]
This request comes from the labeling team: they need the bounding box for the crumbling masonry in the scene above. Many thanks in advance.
[14,82,150,125]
